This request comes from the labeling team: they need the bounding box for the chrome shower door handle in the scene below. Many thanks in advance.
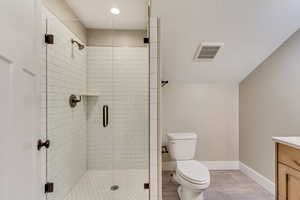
[103,105,109,127]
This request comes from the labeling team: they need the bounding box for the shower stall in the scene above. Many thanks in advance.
[42,1,154,199]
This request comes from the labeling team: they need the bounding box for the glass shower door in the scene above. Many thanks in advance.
[111,39,150,200]
[45,15,92,200]
[86,34,114,200]
[86,29,150,200]
[110,5,150,200]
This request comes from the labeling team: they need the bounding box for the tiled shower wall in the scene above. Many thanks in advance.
[42,9,88,200]
[87,46,149,170]
[150,17,160,200]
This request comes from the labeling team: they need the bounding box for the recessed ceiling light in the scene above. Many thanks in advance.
[110,8,120,15]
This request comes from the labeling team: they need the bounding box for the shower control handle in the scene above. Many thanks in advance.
[103,105,109,127]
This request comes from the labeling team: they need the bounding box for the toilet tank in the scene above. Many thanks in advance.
[167,133,197,160]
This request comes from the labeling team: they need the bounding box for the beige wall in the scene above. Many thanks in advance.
[87,29,147,47]
[42,0,87,43]
[162,83,239,166]
[239,29,300,182]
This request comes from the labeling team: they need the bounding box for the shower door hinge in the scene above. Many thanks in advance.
[45,34,54,44]
[144,183,150,189]
[37,139,50,151]
[45,182,54,193]
[144,37,149,44]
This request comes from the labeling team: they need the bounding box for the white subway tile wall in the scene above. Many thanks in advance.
[43,9,88,200]
[87,46,149,170]
[149,17,160,200]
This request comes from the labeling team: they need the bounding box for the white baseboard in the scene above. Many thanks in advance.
[162,161,239,171]
[239,162,275,195]
[201,161,240,170]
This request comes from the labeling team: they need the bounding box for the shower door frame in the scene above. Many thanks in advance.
[148,3,160,200]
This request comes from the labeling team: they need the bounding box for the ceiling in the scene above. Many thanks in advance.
[152,0,300,83]
[65,0,148,30]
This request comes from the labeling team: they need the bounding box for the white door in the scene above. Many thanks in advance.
[0,1,43,200]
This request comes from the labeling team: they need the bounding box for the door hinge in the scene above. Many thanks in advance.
[144,38,149,44]
[45,34,54,44]
[45,182,54,193]
[144,183,150,189]
[37,139,50,151]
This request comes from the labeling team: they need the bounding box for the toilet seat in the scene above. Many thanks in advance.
[176,160,210,185]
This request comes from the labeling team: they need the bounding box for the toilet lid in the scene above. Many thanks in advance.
[177,160,210,184]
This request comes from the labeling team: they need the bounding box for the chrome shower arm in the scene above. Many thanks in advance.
[71,39,85,50]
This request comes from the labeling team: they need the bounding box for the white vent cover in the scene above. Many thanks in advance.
[194,43,224,61]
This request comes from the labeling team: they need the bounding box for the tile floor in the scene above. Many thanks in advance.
[163,170,275,200]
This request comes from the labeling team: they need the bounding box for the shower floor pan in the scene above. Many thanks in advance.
[64,169,149,200]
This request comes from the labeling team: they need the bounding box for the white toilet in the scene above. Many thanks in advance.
[167,133,210,200]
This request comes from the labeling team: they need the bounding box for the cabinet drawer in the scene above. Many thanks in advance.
[278,143,300,171]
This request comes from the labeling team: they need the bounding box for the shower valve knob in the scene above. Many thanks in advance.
[69,94,82,108]
[37,139,50,151]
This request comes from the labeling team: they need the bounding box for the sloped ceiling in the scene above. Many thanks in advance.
[151,0,300,83]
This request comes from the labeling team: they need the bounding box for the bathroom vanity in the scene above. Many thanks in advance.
[273,137,300,200]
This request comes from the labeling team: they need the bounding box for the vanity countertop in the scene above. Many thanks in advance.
[273,137,300,150]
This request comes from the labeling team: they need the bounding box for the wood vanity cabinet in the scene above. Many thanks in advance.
[276,143,300,200]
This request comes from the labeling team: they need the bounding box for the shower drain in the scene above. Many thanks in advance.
[110,185,119,191]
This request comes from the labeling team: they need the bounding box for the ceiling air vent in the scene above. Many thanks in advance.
[194,43,224,61]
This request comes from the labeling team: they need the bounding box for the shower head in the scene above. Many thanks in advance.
[78,43,85,50]
[71,39,85,50]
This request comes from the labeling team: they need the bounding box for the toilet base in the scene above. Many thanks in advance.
[177,186,204,200]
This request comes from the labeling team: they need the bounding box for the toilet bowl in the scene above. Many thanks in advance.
[174,160,210,200]
[167,133,210,200]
